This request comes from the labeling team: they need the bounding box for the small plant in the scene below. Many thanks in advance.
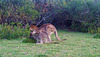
[22,38,37,43]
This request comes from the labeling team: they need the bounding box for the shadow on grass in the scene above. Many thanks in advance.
[34,54,48,57]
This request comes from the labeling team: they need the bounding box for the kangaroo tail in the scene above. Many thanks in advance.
[54,30,67,41]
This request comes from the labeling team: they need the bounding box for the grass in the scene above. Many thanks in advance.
[0,30,100,57]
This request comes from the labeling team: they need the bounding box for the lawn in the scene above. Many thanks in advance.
[0,30,100,57]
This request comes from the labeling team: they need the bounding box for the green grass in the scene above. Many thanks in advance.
[0,30,100,57]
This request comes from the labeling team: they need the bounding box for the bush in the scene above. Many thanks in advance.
[94,27,100,39]
[94,34,100,38]
[0,0,39,25]
[0,24,30,39]
[88,25,96,34]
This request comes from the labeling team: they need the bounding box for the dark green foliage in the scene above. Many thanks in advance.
[48,0,100,32]
[67,0,99,32]
[94,27,100,39]
[0,0,39,25]
[94,34,100,39]
[22,38,37,43]
[71,21,89,32]
[0,24,30,39]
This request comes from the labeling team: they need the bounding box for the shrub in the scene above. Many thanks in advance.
[94,27,100,39]
[88,26,96,34]
[0,24,30,39]
[94,34,100,38]
[0,0,39,25]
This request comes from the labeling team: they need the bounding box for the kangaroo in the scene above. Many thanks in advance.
[31,23,66,44]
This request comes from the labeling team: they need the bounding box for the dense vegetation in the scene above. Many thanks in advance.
[0,0,100,39]
[0,0,39,26]
[0,24,30,39]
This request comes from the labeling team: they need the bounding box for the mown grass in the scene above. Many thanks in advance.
[0,30,100,57]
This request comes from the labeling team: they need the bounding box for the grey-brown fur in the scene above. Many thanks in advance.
[32,23,66,44]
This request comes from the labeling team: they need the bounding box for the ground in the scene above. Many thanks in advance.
[0,30,100,57]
